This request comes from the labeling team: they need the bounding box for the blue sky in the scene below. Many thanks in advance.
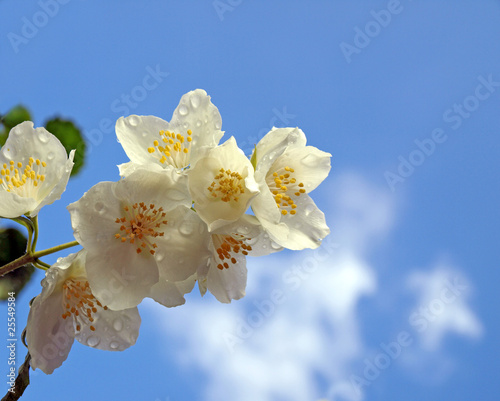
[1,1,499,400]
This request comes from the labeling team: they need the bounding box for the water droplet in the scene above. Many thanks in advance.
[196,120,202,127]
[2,147,15,159]
[246,237,258,246]
[155,250,165,262]
[128,116,139,126]
[178,104,188,116]
[179,221,194,236]
[304,204,315,216]
[237,226,250,235]
[94,202,105,212]
[190,94,201,108]
[12,127,22,136]
[300,154,317,167]
[214,120,222,130]
[59,350,66,356]
[183,122,189,129]
[47,152,55,160]
[204,115,209,123]
[271,241,282,250]
[87,336,100,347]
[110,341,120,350]
[38,130,50,143]
[113,318,123,332]
[262,244,267,249]
[142,131,148,138]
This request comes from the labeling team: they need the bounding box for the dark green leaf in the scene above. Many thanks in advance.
[44,118,86,176]
[0,228,34,300]
[1,105,31,130]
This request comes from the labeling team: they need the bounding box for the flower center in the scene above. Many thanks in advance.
[114,202,167,255]
[147,129,192,169]
[207,168,245,202]
[61,278,108,332]
[0,158,47,197]
[266,166,305,215]
[213,234,253,270]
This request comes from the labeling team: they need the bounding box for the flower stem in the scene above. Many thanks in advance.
[32,241,80,259]
[0,241,80,277]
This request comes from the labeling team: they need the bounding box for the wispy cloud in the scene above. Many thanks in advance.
[145,172,483,401]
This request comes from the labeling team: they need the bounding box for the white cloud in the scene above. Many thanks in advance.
[407,264,483,351]
[145,172,483,401]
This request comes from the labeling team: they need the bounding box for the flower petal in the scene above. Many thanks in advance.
[276,194,330,250]
[272,145,331,193]
[75,306,141,351]
[149,274,197,307]
[0,121,74,217]
[27,289,75,374]
[116,115,170,167]
[207,255,247,303]
[188,137,259,231]
[169,89,224,166]
[85,244,159,310]
[154,206,211,282]
[253,127,307,181]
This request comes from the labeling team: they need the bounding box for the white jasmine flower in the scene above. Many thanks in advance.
[0,121,74,218]
[251,127,331,250]
[67,168,211,310]
[116,89,224,174]
[188,137,259,232]
[27,251,141,375]
[197,215,282,303]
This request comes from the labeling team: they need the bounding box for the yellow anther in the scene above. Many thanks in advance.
[148,147,155,153]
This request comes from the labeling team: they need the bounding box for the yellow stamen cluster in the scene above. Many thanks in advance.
[215,235,253,270]
[0,157,47,195]
[147,129,193,168]
[208,168,245,202]
[114,202,167,255]
[267,166,305,216]
[61,278,108,332]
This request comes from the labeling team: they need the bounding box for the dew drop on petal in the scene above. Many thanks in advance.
[237,226,250,235]
[2,147,15,159]
[179,221,194,236]
[128,116,139,126]
[47,152,55,161]
[304,204,315,216]
[190,94,201,109]
[301,153,318,167]
[113,318,123,332]
[38,130,50,143]
[155,250,165,262]
[141,131,148,138]
[196,120,202,127]
[246,237,258,246]
[271,241,282,250]
[110,341,120,350]
[214,119,222,130]
[94,202,105,213]
[178,104,189,116]
[87,336,100,347]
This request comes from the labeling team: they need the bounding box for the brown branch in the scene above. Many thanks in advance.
[2,352,31,401]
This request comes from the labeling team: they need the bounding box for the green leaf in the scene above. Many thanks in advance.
[0,228,34,300]
[44,117,86,176]
[1,105,32,130]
